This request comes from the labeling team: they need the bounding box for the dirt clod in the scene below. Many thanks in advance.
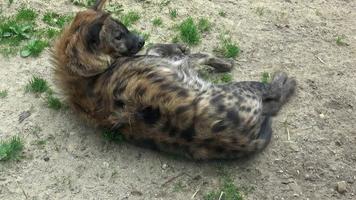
[336,181,347,194]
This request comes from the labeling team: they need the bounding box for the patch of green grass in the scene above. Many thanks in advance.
[199,70,233,84]
[0,90,8,98]
[171,35,179,43]
[218,73,233,83]
[36,140,46,146]
[160,0,171,7]
[0,19,33,46]
[261,72,271,84]
[26,76,49,93]
[106,3,124,16]
[336,36,348,46]
[178,17,200,46]
[198,18,211,33]
[103,130,125,144]
[46,95,62,110]
[16,7,38,22]
[152,18,163,26]
[131,29,150,42]
[204,177,244,200]
[70,0,96,7]
[20,39,49,57]
[215,37,240,58]
[169,9,178,19]
[45,28,60,39]
[256,7,265,16]
[173,181,184,192]
[120,11,140,27]
[0,136,24,161]
[42,12,72,28]
[219,11,226,17]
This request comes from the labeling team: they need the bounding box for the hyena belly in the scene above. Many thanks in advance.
[108,57,268,160]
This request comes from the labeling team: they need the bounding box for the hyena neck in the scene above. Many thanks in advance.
[51,34,113,126]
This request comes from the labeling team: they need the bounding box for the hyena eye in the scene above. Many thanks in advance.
[115,34,122,40]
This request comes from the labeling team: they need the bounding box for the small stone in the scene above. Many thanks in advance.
[43,157,50,162]
[319,113,325,119]
[336,181,347,194]
[162,163,168,169]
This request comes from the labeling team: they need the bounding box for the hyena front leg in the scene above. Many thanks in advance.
[146,44,233,72]
[186,53,234,72]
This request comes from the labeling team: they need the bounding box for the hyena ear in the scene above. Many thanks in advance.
[86,21,103,52]
[92,0,108,11]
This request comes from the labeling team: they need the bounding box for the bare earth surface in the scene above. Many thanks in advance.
[1,0,355,199]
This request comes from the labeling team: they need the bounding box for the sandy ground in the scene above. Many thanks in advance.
[1,0,356,199]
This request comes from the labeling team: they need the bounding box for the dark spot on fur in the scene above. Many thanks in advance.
[169,126,178,137]
[226,109,239,123]
[239,106,247,112]
[245,107,252,112]
[161,120,171,132]
[175,104,191,115]
[135,86,147,97]
[137,106,161,125]
[215,146,224,153]
[211,121,227,133]
[253,109,259,115]
[177,89,189,98]
[115,100,125,108]
[210,94,224,105]
[180,125,195,142]
[217,104,225,113]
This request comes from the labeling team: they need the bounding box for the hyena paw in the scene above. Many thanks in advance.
[208,57,234,72]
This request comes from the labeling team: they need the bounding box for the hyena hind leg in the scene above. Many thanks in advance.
[262,71,296,116]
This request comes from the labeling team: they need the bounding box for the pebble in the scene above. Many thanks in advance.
[336,181,347,194]
[162,163,168,170]
[43,157,50,162]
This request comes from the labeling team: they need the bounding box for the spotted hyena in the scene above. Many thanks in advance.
[51,0,296,160]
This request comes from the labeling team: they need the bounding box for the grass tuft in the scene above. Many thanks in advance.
[169,9,178,19]
[261,72,271,84]
[215,37,240,58]
[219,11,226,17]
[198,18,211,33]
[204,177,244,200]
[336,36,348,46]
[178,17,200,46]
[120,11,140,27]
[46,95,62,110]
[103,130,125,144]
[26,76,49,93]
[0,136,24,161]
[42,12,72,28]
[20,39,49,57]
[70,0,96,7]
[16,7,38,22]
[0,90,8,98]
[152,18,163,26]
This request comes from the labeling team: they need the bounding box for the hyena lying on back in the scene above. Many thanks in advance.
[51,0,296,160]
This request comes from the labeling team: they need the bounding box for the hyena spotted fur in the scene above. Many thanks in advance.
[51,0,296,160]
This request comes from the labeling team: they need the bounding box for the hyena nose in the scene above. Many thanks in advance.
[138,37,145,48]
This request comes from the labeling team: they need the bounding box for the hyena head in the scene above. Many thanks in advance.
[77,0,145,57]
[52,0,144,77]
